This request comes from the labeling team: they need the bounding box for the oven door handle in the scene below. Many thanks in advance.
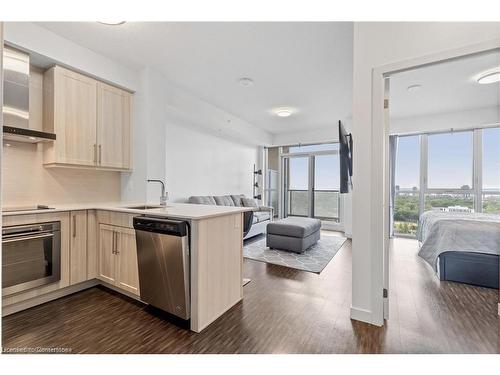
[2,233,54,243]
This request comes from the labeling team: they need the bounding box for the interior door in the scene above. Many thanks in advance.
[115,227,140,296]
[55,67,97,166]
[97,82,132,169]
[98,224,116,285]
[283,156,310,217]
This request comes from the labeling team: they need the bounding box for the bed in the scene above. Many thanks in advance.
[417,211,500,289]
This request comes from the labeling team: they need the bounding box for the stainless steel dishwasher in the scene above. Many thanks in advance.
[133,216,190,320]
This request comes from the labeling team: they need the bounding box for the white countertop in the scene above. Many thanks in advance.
[1,202,252,220]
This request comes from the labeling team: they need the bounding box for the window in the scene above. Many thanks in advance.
[428,131,473,189]
[314,154,340,220]
[394,135,420,236]
[392,127,499,237]
[482,127,500,214]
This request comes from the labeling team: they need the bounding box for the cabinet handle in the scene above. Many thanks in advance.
[93,144,97,164]
[114,232,120,255]
[98,145,102,165]
[112,230,116,254]
[72,215,76,238]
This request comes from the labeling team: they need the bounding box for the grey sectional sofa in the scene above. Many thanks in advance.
[188,195,273,239]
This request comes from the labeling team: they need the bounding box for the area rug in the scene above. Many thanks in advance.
[243,235,347,274]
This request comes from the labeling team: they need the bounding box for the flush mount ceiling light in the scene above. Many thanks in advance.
[238,77,254,87]
[407,84,422,93]
[97,21,126,26]
[273,107,295,118]
[476,68,500,84]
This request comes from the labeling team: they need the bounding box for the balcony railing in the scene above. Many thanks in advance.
[287,189,340,221]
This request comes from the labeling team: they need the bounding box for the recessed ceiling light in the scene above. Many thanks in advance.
[407,84,422,92]
[5,143,11,147]
[273,107,295,118]
[238,77,254,87]
[477,68,500,84]
[97,21,126,26]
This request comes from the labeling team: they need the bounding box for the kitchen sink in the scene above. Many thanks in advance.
[124,205,166,210]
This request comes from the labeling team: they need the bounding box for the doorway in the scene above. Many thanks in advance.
[377,45,500,324]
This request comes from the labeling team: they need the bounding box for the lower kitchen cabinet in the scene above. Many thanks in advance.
[98,223,140,296]
[70,210,88,285]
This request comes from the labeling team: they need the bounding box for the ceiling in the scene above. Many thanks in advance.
[36,22,353,135]
[390,50,500,118]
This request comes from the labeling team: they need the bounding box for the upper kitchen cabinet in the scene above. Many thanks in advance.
[43,66,133,171]
[97,82,132,170]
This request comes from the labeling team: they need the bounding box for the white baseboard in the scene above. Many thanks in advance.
[2,280,99,317]
[350,306,373,324]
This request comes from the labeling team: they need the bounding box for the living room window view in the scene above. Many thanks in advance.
[0,16,499,364]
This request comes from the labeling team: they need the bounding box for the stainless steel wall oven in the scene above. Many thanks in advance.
[2,221,61,296]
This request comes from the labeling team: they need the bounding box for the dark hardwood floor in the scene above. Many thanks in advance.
[2,233,499,353]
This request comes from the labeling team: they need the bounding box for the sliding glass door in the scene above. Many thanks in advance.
[283,156,310,217]
[282,145,341,226]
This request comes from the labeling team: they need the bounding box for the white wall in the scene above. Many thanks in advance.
[165,122,258,202]
[352,22,500,325]
[390,106,500,134]
[122,67,266,204]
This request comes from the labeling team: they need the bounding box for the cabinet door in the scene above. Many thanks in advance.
[70,210,88,285]
[98,224,116,285]
[115,227,140,296]
[54,67,97,166]
[97,82,132,170]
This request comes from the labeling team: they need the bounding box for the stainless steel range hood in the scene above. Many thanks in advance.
[3,46,56,143]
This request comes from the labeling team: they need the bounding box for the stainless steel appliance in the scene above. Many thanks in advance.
[133,216,190,320]
[2,45,56,143]
[2,221,61,296]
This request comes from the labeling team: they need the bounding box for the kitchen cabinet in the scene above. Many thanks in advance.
[43,66,132,171]
[43,66,97,167]
[97,82,132,169]
[98,223,139,296]
[69,210,88,285]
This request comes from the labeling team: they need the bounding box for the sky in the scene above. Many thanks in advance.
[287,143,340,190]
[395,128,500,190]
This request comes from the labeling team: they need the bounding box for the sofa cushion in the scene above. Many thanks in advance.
[267,217,321,238]
[230,194,245,207]
[254,211,271,223]
[188,196,217,205]
[241,197,259,208]
[214,195,235,206]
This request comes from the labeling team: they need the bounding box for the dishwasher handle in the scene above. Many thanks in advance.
[133,216,188,237]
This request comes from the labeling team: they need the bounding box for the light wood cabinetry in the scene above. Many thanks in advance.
[43,66,132,171]
[98,223,140,296]
[69,210,88,285]
[43,66,97,167]
[97,82,132,170]
[115,227,140,295]
[98,224,117,285]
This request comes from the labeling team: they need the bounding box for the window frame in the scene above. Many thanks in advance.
[393,126,500,237]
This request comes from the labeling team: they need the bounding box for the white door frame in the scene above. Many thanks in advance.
[370,38,500,326]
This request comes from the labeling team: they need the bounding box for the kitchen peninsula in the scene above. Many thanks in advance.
[2,202,251,332]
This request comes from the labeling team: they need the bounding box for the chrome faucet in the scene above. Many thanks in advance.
[147,179,168,206]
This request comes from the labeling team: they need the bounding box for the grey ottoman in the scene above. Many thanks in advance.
[266,217,321,253]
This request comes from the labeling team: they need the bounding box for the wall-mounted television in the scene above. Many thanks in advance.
[339,120,353,193]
